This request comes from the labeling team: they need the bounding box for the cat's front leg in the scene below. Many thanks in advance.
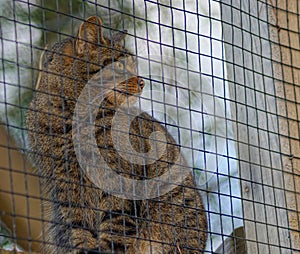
[44,177,100,253]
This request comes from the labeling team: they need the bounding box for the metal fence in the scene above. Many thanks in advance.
[0,0,299,253]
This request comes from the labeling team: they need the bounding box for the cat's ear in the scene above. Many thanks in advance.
[111,30,127,45]
[76,16,107,55]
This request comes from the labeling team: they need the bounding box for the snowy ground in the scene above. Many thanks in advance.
[0,0,243,252]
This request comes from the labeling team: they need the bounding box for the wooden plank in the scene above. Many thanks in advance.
[220,0,292,253]
[269,0,300,251]
[0,126,43,252]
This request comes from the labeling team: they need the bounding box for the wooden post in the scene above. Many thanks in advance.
[270,0,300,251]
[220,0,298,252]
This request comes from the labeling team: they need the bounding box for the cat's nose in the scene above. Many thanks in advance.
[138,78,145,89]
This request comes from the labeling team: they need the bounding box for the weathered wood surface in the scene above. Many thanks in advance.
[220,0,299,253]
[271,0,300,251]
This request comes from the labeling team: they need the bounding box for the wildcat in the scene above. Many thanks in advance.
[26,16,207,253]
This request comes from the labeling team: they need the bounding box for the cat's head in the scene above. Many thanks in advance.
[90,55,145,108]
[74,16,131,74]
[44,16,132,78]
[42,16,145,104]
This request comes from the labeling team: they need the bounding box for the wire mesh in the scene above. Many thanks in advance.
[0,0,299,253]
